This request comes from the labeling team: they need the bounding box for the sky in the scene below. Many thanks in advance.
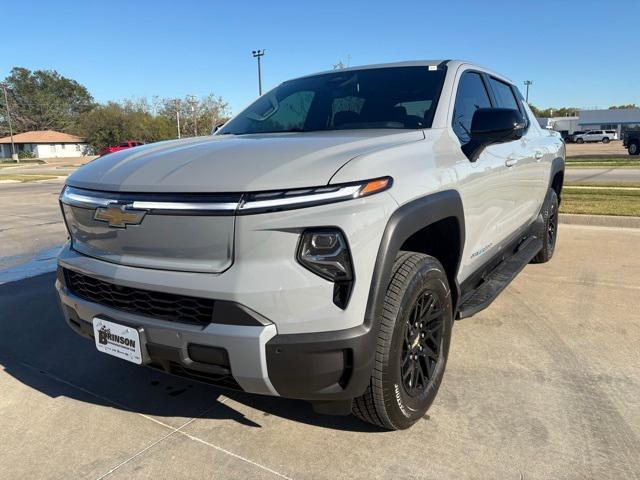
[3,0,639,114]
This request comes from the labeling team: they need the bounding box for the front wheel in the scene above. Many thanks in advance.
[352,252,453,430]
[629,141,639,156]
[602,137,610,144]
[576,138,584,144]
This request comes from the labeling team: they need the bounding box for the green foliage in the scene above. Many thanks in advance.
[530,103,639,118]
[17,150,35,159]
[1,67,231,152]
[1,67,94,135]
[77,102,175,151]
[528,105,579,118]
[609,104,637,110]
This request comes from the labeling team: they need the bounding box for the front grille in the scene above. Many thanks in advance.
[64,268,214,325]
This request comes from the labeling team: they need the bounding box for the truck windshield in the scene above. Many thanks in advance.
[218,66,446,135]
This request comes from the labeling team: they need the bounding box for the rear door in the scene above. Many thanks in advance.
[487,77,544,224]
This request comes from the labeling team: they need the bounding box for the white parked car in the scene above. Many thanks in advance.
[574,130,616,143]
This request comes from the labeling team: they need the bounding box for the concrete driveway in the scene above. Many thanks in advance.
[1,224,639,479]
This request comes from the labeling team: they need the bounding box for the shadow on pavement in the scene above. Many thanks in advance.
[0,273,380,432]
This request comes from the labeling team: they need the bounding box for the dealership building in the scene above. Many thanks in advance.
[577,108,640,137]
[538,108,640,138]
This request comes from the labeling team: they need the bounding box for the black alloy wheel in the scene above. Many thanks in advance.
[401,291,445,398]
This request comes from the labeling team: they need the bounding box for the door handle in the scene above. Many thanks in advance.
[505,156,517,167]
[534,150,544,160]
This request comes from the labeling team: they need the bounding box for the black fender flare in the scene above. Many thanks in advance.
[363,189,465,327]
[548,156,565,199]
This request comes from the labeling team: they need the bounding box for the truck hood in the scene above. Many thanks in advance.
[67,130,424,192]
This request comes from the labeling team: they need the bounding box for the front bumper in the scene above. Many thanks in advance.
[56,263,375,401]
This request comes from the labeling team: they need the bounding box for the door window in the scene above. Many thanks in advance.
[488,78,519,110]
[452,72,492,145]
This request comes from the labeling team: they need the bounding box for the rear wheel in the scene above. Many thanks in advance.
[629,141,639,156]
[352,252,453,430]
[576,138,584,144]
[602,137,610,144]
[532,189,559,264]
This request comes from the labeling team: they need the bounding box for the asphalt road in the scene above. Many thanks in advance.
[0,180,66,270]
[565,168,640,184]
[1,224,639,479]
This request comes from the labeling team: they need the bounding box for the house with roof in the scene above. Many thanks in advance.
[0,130,88,159]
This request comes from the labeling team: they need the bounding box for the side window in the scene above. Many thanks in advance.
[452,72,492,145]
[489,77,519,110]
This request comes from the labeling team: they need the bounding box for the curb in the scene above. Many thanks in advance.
[559,213,640,229]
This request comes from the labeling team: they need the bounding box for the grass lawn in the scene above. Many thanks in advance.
[566,156,640,168]
[0,174,60,183]
[561,183,640,216]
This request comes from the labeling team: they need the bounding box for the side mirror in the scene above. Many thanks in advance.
[212,123,225,135]
[462,108,526,161]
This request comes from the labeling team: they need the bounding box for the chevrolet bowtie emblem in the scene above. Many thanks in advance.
[94,204,147,228]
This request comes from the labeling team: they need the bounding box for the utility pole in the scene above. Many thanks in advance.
[1,82,18,162]
[252,49,265,95]
[187,95,198,136]
[524,80,533,103]
[174,99,181,139]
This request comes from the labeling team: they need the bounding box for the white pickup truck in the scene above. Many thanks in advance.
[57,60,565,430]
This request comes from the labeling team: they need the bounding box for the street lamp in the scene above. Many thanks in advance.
[523,80,533,103]
[0,82,18,162]
[174,99,181,139]
[187,95,198,136]
[252,49,265,96]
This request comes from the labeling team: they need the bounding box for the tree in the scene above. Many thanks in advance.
[159,94,230,137]
[528,105,580,118]
[1,67,94,135]
[76,102,174,151]
[609,104,637,110]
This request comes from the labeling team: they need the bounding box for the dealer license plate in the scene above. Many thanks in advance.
[92,318,142,365]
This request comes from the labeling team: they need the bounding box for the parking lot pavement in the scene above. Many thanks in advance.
[1,224,639,479]
[566,141,628,157]
[0,181,66,271]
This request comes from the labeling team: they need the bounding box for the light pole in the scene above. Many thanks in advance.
[174,99,181,139]
[187,95,198,136]
[1,82,18,162]
[524,80,533,103]
[252,49,265,95]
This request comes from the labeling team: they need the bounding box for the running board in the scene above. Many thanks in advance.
[457,236,543,319]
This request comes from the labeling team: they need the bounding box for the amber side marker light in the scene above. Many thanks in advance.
[359,177,391,196]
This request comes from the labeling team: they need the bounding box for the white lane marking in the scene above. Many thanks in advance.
[8,358,292,480]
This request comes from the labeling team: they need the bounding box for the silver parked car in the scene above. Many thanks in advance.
[56,60,564,430]
[573,129,616,143]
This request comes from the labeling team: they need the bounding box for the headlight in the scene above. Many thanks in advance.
[297,228,354,309]
[238,177,392,214]
[297,229,353,282]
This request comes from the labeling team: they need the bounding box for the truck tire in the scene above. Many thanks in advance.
[531,189,559,264]
[353,252,453,430]
[576,138,584,144]
[629,141,639,156]
[602,137,610,144]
